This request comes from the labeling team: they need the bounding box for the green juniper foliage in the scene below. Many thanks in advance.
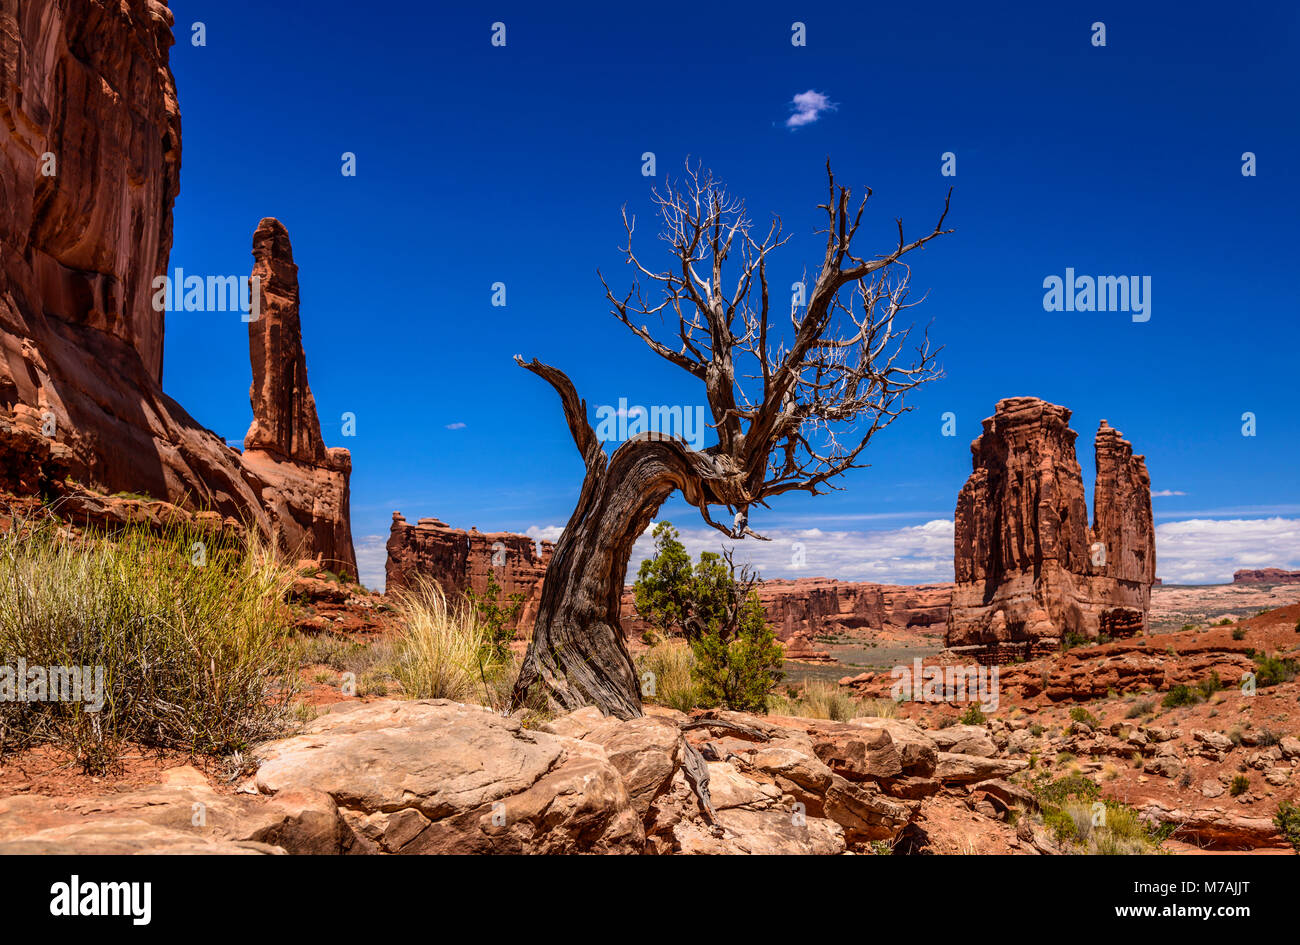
[465,569,526,661]
[634,522,783,712]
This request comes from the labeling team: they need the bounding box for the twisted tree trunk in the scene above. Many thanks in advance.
[512,446,672,718]
[508,360,734,720]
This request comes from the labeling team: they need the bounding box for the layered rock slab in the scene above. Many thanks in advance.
[242,218,355,576]
[253,700,643,854]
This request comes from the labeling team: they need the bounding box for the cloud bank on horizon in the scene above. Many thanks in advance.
[352,517,1300,593]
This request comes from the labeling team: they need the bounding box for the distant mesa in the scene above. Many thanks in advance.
[947,397,1155,663]
[1233,568,1300,585]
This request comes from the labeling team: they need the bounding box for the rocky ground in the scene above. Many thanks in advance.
[1,556,1297,854]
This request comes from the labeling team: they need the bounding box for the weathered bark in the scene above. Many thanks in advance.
[508,359,726,824]
[510,358,745,718]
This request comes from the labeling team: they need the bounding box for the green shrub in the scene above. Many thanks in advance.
[1232,627,1246,641]
[1069,706,1100,728]
[690,595,784,713]
[958,704,986,726]
[1275,802,1300,853]
[1229,774,1249,797]
[1161,684,1200,708]
[1197,671,1223,699]
[0,520,298,773]
[465,570,525,661]
[634,522,784,712]
[1252,653,1298,688]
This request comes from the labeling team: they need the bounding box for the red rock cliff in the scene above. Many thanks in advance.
[948,397,1155,655]
[0,1,354,571]
[386,513,553,631]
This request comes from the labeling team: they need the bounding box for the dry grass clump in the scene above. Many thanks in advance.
[0,520,299,773]
[768,680,897,721]
[389,577,506,703]
[635,640,699,712]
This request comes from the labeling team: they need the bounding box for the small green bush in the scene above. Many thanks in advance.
[1229,775,1249,797]
[1162,684,1200,708]
[1252,653,1298,688]
[1069,706,1100,727]
[1275,802,1300,853]
[690,596,784,713]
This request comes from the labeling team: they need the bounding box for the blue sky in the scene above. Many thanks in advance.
[163,1,1299,589]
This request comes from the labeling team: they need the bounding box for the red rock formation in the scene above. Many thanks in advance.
[1233,569,1300,585]
[0,1,354,571]
[386,513,553,631]
[244,220,326,464]
[754,578,951,640]
[947,398,1154,656]
[388,516,951,647]
[240,219,355,576]
[618,577,952,645]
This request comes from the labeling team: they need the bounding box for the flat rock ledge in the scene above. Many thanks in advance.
[0,700,975,855]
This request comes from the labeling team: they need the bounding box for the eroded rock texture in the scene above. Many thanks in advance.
[947,397,1154,658]
[753,578,952,640]
[386,513,552,630]
[242,219,355,577]
[0,1,354,571]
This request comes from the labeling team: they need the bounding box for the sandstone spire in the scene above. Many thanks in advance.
[239,219,357,577]
[244,218,327,464]
[947,397,1155,660]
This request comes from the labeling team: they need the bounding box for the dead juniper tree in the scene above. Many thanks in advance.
[511,162,951,720]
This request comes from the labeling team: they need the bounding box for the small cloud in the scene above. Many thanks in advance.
[1151,489,1187,497]
[444,422,467,430]
[786,89,835,129]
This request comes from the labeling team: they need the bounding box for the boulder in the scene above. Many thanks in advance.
[254,700,643,854]
[935,752,1028,784]
[0,772,342,855]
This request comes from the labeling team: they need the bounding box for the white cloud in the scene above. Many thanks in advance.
[444,422,466,430]
[361,516,1300,594]
[354,533,389,591]
[627,519,955,584]
[1154,517,1300,584]
[525,524,564,544]
[1151,489,1187,497]
[786,90,835,128]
